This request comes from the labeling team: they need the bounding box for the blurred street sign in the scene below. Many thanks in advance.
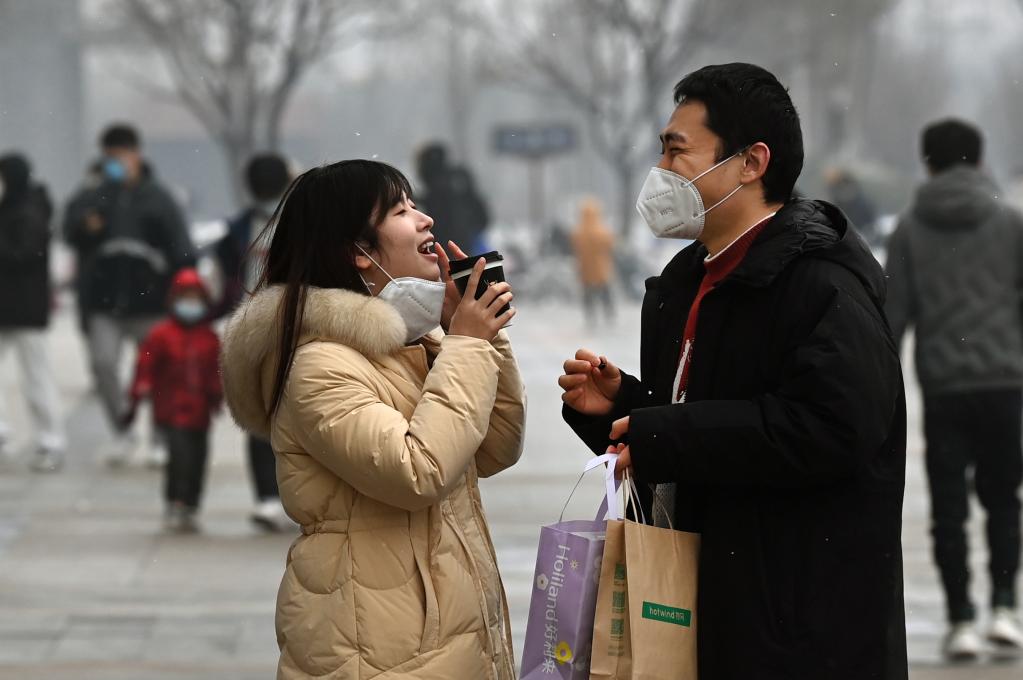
[493,123,578,228]
[493,123,577,158]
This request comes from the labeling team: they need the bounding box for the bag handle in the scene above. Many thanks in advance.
[557,453,675,528]
[559,452,620,523]
[621,469,649,526]
[623,469,676,531]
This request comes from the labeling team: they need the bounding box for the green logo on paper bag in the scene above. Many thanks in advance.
[614,563,626,581]
[610,618,625,637]
[642,601,692,627]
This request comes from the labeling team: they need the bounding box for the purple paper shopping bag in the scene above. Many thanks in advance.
[519,454,619,679]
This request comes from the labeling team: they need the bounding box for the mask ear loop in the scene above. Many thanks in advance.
[696,146,753,217]
[685,146,744,185]
[355,244,395,295]
[700,183,744,216]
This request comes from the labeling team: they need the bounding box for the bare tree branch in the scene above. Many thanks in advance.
[103,0,419,202]
[483,0,726,233]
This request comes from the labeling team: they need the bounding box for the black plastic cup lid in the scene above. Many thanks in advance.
[448,250,503,276]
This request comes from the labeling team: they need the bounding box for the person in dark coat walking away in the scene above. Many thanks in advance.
[125,268,222,532]
[63,124,196,466]
[886,118,1023,659]
[415,143,491,254]
[558,63,907,679]
[214,152,293,531]
[0,153,65,472]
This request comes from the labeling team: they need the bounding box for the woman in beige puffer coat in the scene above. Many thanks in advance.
[220,160,525,679]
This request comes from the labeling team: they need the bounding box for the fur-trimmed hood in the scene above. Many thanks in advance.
[220,285,408,436]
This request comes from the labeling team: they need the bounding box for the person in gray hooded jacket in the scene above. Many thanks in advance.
[886,118,1023,659]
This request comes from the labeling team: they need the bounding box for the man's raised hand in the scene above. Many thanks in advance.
[558,349,622,416]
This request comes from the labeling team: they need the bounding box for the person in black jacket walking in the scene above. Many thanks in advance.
[63,124,195,465]
[886,119,1023,658]
[0,153,65,472]
[558,63,907,679]
[213,152,294,532]
[415,143,491,254]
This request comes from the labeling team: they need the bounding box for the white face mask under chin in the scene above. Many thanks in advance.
[356,246,446,343]
[635,152,745,240]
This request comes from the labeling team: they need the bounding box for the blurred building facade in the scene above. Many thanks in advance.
[4,0,1023,229]
[0,0,85,199]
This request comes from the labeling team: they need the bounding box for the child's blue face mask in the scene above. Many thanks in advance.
[173,299,207,324]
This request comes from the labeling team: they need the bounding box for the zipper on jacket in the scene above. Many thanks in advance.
[466,466,515,674]
[410,511,440,654]
[443,493,500,676]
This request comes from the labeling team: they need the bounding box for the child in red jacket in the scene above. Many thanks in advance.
[126,268,222,532]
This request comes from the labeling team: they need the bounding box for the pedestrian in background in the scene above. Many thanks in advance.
[214,152,293,531]
[416,142,491,255]
[125,268,221,533]
[0,152,65,472]
[886,118,1023,659]
[570,196,616,328]
[63,123,196,465]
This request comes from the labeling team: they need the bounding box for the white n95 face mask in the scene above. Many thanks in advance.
[356,246,446,343]
[635,151,745,240]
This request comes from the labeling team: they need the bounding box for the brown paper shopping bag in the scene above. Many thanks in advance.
[590,477,700,680]
[589,518,632,679]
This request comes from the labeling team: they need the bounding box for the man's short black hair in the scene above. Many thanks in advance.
[673,63,803,204]
[99,123,141,150]
[921,118,982,173]
[245,153,291,201]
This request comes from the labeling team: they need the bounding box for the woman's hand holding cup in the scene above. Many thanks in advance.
[435,240,468,333]
[447,257,516,341]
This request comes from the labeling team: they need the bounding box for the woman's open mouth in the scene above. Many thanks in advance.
[418,240,437,259]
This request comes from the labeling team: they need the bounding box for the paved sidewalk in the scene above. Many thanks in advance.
[0,298,1018,678]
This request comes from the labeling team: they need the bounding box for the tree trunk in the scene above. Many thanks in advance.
[616,160,637,238]
[221,137,252,211]
[446,21,471,163]
[266,79,297,153]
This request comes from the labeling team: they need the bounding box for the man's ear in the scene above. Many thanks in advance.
[740,142,771,186]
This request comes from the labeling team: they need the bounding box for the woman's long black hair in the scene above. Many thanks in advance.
[250,159,413,416]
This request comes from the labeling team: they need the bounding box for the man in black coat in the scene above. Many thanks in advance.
[559,63,907,678]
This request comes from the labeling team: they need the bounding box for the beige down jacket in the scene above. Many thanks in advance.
[220,285,526,679]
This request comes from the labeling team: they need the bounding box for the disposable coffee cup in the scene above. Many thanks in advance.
[448,250,511,324]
